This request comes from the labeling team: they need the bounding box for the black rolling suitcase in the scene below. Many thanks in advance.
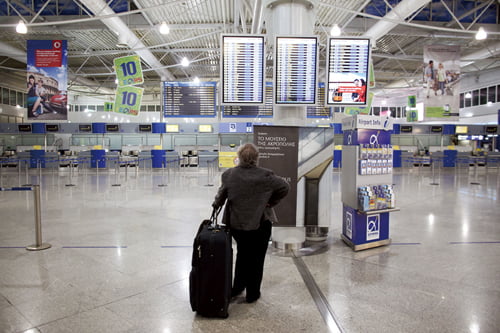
[189,207,232,318]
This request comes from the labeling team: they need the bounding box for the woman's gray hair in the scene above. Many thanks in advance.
[238,143,259,166]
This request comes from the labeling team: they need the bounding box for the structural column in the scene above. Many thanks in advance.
[266,0,317,249]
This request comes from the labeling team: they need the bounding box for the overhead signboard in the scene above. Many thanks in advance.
[138,124,151,132]
[274,36,318,105]
[114,55,144,87]
[162,81,216,117]
[79,124,91,132]
[45,124,59,132]
[221,35,265,105]
[326,38,370,105]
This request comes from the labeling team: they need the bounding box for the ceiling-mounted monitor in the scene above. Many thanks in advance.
[198,124,213,133]
[79,124,92,132]
[274,36,318,105]
[18,124,32,132]
[455,125,468,134]
[45,124,59,132]
[106,124,119,132]
[326,38,370,106]
[221,35,265,105]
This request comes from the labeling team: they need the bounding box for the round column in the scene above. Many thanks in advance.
[266,0,316,250]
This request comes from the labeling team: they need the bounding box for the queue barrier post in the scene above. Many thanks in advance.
[0,185,52,251]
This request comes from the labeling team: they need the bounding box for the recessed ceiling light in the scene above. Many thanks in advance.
[475,27,487,40]
[159,22,170,35]
[16,20,27,34]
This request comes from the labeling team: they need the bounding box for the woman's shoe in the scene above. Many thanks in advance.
[246,292,260,303]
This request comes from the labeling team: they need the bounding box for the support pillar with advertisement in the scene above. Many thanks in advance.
[340,115,399,251]
[254,125,334,250]
[266,0,318,249]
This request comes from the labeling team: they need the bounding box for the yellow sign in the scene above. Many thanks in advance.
[446,145,456,150]
[334,145,342,150]
[33,145,42,150]
[218,152,238,168]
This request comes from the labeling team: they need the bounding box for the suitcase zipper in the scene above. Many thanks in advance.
[197,245,201,258]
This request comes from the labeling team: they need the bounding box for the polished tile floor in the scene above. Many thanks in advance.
[0,164,499,333]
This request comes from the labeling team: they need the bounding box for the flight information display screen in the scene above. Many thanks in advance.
[222,82,273,117]
[162,81,216,117]
[221,35,265,105]
[275,36,317,105]
[326,38,370,105]
[307,83,331,118]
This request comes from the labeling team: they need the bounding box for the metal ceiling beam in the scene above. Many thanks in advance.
[78,0,175,81]
[362,0,432,45]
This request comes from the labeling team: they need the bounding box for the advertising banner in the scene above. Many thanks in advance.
[113,86,143,116]
[423,45,460,120]
[104,102,114,112]
[26,40,68,120]
[114,55,144,87]
[254,126,298,227]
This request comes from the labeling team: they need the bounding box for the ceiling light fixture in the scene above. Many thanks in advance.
[116,34,128,48]
[16,20,27,34]
[159,22,170,35]
[181,57,189,67]
[475,27,487,40]
[330,24,341,37]
[193,76,200,84]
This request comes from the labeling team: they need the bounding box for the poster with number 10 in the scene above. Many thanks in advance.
[114,86,143,116]
[114,55,144,87]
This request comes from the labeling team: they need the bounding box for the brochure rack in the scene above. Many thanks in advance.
[341,115,399,251]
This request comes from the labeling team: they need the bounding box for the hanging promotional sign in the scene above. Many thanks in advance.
[113,86,143,116]
[114,55,144,87]
[26,40,68,120]
[104,102,114,112]
[423,45,460,120]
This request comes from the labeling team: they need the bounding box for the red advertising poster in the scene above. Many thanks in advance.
[27,40,68,120]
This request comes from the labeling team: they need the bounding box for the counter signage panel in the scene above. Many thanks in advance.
[106,124,119,132]
[485,126,498,133]
[18,124,32,132]
[431,125,443,133]
[275,36,317,105]
[79,124,91,132]
[223,82,273,117]
[221,35,265,105]
[163,81,216,117]
[455,125,468,134]
[45,124,59,132]
[400,125,413,133]
[139,124,151,132]
[307,83,331,118]
[326,38,370,105]
[166,124,179,132]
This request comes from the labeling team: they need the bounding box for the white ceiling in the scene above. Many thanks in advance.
[0,0,498,98]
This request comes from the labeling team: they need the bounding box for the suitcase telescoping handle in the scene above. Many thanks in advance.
[211,206,222,226]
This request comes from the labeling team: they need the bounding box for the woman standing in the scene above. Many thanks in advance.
[212,143,289,303]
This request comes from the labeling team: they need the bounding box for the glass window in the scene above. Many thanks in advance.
[0,87,3,104]
[480,88,487,105]
[489,86,497,103]
[373,106,380,115]
[140,105,147,112]
[96,105,104,111]
[497,85,500,103]
[147,105,156,112]
[9,90,16,106]
[17,91,23,106]
[459,93,464,108]
[2,88,8,105]
[465,92,472,107]
[156,104,162,111]
[390,107,396,117]
[86,105,96,112]
[472,90,479,106]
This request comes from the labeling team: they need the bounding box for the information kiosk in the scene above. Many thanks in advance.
[340,115,399,251]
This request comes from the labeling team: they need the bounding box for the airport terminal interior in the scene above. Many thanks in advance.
[0,0,500,332]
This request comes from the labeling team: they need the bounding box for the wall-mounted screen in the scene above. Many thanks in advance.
[166,124,179,133]
[18,124,32,132]
[221,35,265,105]
[79,124,92,132]
[198,124,213,133]
[162,81,216,117]
[139,124,151,132]
[274,36,317,105]
[431,126,443,133]
[106,124,119,132]
[326,38,370,105]
[45,124,59,132]
[455,125,468,134]
[400,125,413,133]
